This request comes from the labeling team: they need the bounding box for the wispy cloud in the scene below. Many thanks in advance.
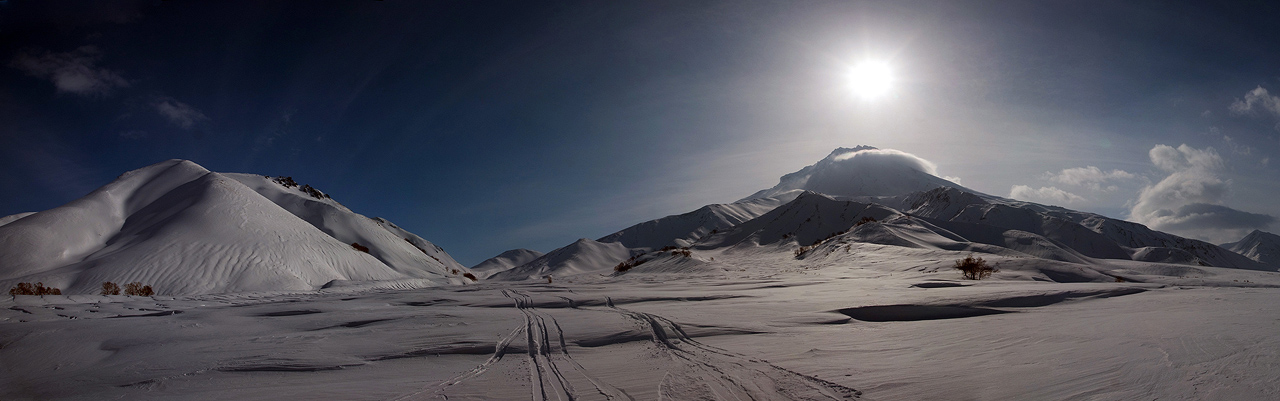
[1130,144,1274,243]
[1229,86,1280,117]
[153,97,209,129]
[9,46,129,96]
[1009,185,1085,205]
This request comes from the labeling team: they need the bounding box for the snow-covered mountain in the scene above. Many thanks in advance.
[1223,230,1280,267]
[0,159,471,295]
[483,147,1274,281]
[469,248,544,279]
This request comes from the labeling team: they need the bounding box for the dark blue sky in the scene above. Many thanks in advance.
[4,1,1280,264]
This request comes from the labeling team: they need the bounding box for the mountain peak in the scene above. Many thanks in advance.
[742,146,970,201]
[825,146,879,159]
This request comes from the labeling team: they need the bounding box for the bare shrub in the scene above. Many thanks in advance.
[614,260,636,273]
[351,242,370,253]
[101,282,121,295]
[954,255,997,280]
[9,282,61,296]
[462,273,477,281]
[614,252,649,273]
[124,282,155,296]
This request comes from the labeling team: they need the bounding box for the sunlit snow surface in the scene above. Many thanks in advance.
[5,244,1280,400]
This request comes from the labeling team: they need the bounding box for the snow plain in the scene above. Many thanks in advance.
[4,243,1280,400]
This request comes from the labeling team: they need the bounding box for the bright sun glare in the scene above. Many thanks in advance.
[849,61,893,100]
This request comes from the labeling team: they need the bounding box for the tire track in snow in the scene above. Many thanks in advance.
[508,289,634,401]
[601,297,862,400]
[393,307,526,401]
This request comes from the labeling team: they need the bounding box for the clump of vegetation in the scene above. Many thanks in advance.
[351,242,370,253]
[614,254,645,273]
[659,246,692,257]
[954,255,997,280]
[794,244,817,258]
[855,216,877,226]
[9,282,61,296]
[124,282,155,296]
[462,273,477,281]
[614,259,637,273]
[101,281,121,295]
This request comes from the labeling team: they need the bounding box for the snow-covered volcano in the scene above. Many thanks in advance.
[0,160,470,295]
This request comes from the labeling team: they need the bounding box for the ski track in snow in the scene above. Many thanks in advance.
[398,288,860,401]
[600,296,861,401]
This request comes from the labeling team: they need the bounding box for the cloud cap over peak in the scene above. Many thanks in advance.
[743,146,964,200]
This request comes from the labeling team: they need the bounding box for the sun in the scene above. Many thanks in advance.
[848,61,893,100]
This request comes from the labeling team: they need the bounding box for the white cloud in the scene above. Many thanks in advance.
[832,148,939,176]
[1148,143,1222,172]
[154,97,209,129]
[1009,185,1086,205]
[1043,166,1138,191]
[1229,86,1280,116]
[1129,144,1274,243]
[10,46,128,96]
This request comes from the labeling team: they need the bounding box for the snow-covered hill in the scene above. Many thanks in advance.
[488,238,630,281]
[469,249,544,279]
[0,160,470,295]
[1223,230,1280,267]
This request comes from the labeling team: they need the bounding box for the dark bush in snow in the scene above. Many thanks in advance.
[351,242,370,253]
[954,255,997,280]
[9,282,61,296]
[462,273,477,281]
[124,282,155,296]
[101,282,121,295]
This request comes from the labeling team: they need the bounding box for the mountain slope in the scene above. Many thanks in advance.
[892,187,1270,270]
[470,249,545,279]
[1222,230,1280,267]
[598,195,796,250]
[0,160,469,295]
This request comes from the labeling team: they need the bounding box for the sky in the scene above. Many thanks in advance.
[2,0,1279,265]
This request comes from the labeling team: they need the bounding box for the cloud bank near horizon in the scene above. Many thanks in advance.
[1130,144,1275,243]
